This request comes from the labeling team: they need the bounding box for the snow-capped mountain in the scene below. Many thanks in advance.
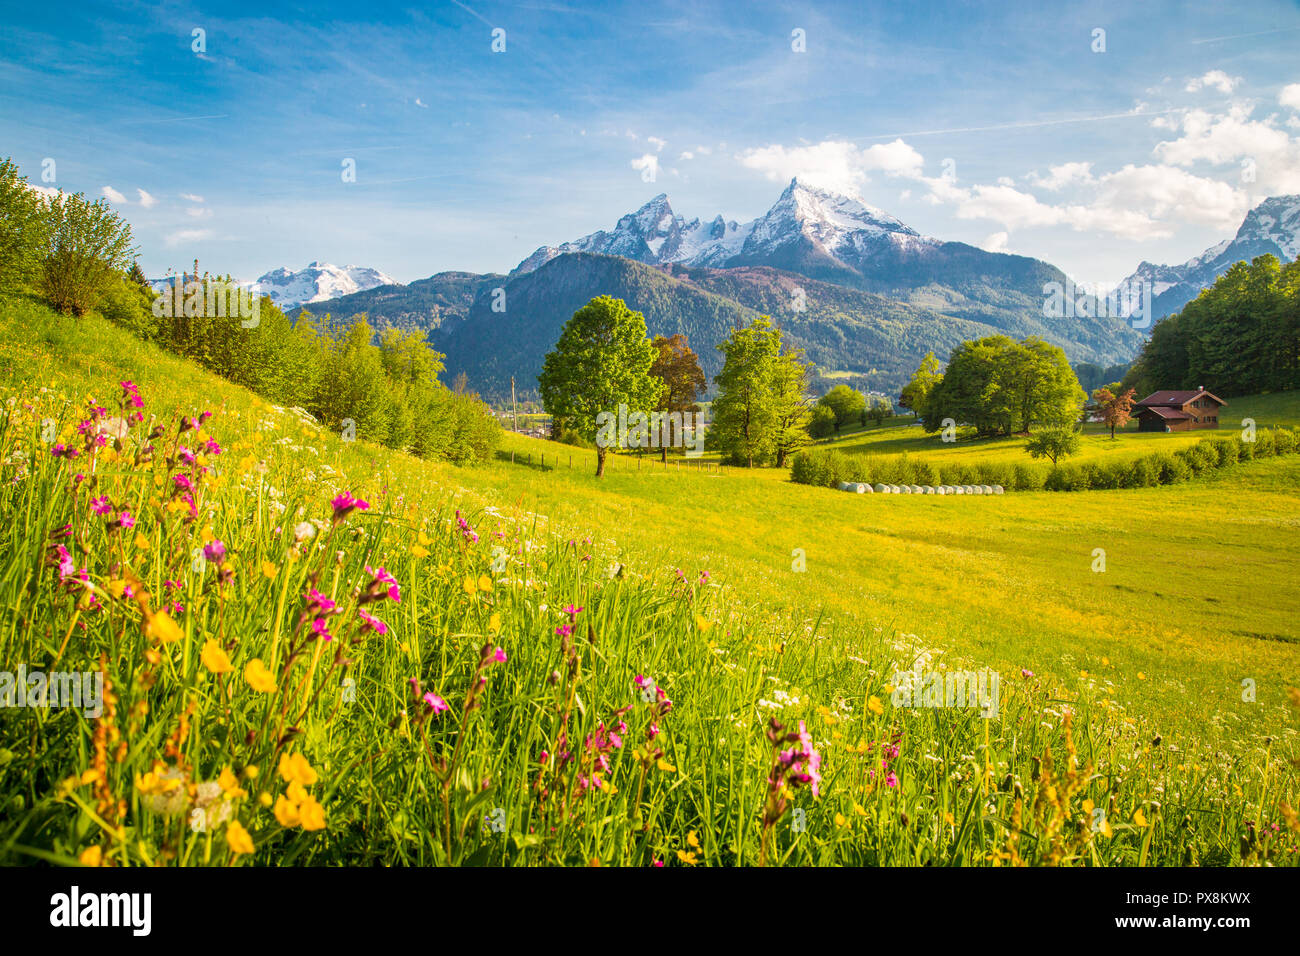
[1111,195,1300,322]
[250,262,397,309]
[512,179,933,278]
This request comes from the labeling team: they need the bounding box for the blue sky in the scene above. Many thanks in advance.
[2,0,1299,286]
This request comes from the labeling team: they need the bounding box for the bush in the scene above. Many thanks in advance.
[41,190,135,316]
[1126,454,1161,488]
[976,461,1013,488]
[1092,460,1128,490]
[1235,436,1255,461]
[1253,429,1276,458]
[1274,427,1297,456]
[1206,439,1237,467]
[1045,464,1090,491]
[1155,452,1190,484]
[1012,462,1047,490]
[914,460,940,486]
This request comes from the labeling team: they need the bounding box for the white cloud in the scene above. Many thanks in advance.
[414,98,428,108]
[136,188,157,208]
[186,207,213,219]
[647,136,666,152]
[1281,83,1300,111]
[1028,161,1095,191]
[164,229,212,247]
[1185,70,1241,94]
[678,151,694,160]
[1154,102,1300,194]
[982,231,1009,252]
[736,138,924,196]
[180,193,205,203]
[101,186,127,204]
[630,154,659,180]
[695,145,712,155]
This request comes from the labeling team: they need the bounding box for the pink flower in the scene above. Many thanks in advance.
[562,604,584,616]
[491,647,507,664]
[203,540,226,563]
[89,496,112,515]
[555,624,572,637]
[358,608,387,635]
[331,492,369,520]
[423,692,449,714]
[117,511,134,530]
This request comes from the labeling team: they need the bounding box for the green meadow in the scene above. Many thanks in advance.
[1,296,1297,867]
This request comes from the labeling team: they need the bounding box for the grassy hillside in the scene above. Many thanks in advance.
[1,297,1297,867]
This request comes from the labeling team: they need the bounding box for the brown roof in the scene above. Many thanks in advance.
[1138,405,1191,420]
[1136,388,1226,408]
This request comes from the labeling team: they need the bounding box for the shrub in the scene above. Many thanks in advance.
[1045,464,1090,491]
[1253,429,1276,458]
[1012,462,1047,490]
[1206,439,1237,467]
[1235,436,1255,461]
[914,460,940,486]
[41,190,135,316]
[1155,452,1190,484]
[1126,454,1161,488]
[1092,460,1127,490]
[976,461,1013,488]
[1274,427,1297,456]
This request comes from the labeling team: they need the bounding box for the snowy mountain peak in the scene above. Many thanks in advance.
[511,180,933,276]
[1111,193,1299,322]
[250,262,397,310]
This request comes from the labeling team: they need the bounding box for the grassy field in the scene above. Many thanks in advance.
[1,297,1297,867]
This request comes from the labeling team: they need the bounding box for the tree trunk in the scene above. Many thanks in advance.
[596,445,606,478]
[660,445,667,463]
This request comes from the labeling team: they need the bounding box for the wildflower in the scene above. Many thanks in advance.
[226,820,255,855]
[172,473,194,494]
[455,510,479,543]
[555,623,572,637]
[488,612,501,633]
[203,540,226,563]
[78,846,103,867]
[243,658,276,693]
[1133,808,1149,828]
[273,795,300,827]
[330,492,369,522]
[218,767,247,799]
[695,615,712,633]
[297,794,326,831]
[423,692,449,714]
[116,511,134,530]
[145,609,184,644]
[278,752,318,786]
[867,695,885,716]
[490,647,507,664]
[362,565,400,604]
[478,574,492,592]
[562,603,584,616]
[201,639,234,674]
[261,561,277,579]
[89,495,112,515]
[357,608,388,635]
[1021,669,1034,679]
[410,544,429,558]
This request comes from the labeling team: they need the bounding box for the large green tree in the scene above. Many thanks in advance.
[0,157,50,294]
[41,189,135,316]
[538,295,660,477]
[899,351,941,422]
[923,335,1084,437]
[818,384,866,434]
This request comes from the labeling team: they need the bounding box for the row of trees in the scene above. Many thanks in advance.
[1123,254,1300,398]
[538,298,818,475]
[809,385,893,437]
[901,335,1085,437]
[0,157,499,464]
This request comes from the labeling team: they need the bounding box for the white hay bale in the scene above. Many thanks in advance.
[972,485,984,495]
[858,483,872,494]
[981,484,993,495]
[837,481,852,491]
[936,486,946,495]
[909,484,921,494]
[954,485,964,494]
[874,483,888,493]
[993,485,1004,495]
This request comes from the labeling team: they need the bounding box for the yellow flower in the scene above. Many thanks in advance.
[258,792,273,807]
[656,758,676,773]
[1136,672,1146,681]
[261,561,277,579]
[867,695,884,716]
[695,615,712,633]
[410,544,429,558]
[462,577,476,596]
[201,639,234,674]
[244,658,276,693]
[78,845,103,867]
[687,830,700,850]
[488,612,501,634]
[218,767,247,799]
[80,768,101,785]
[1133,808,1148,828]
[133,533,150,551]
[145,609,184,644]
[226,820,254,855]
[834,812,848,828]
[676,849,698,865]
[278,752,319,786]
[298,794,326,831]
[944,811,955,826]
[417,531,432,547]
[273,795,300,827]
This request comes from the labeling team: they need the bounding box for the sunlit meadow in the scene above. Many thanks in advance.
[0,300,1297,867]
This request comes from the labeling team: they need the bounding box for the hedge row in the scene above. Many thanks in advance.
[790,427,1300,493]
